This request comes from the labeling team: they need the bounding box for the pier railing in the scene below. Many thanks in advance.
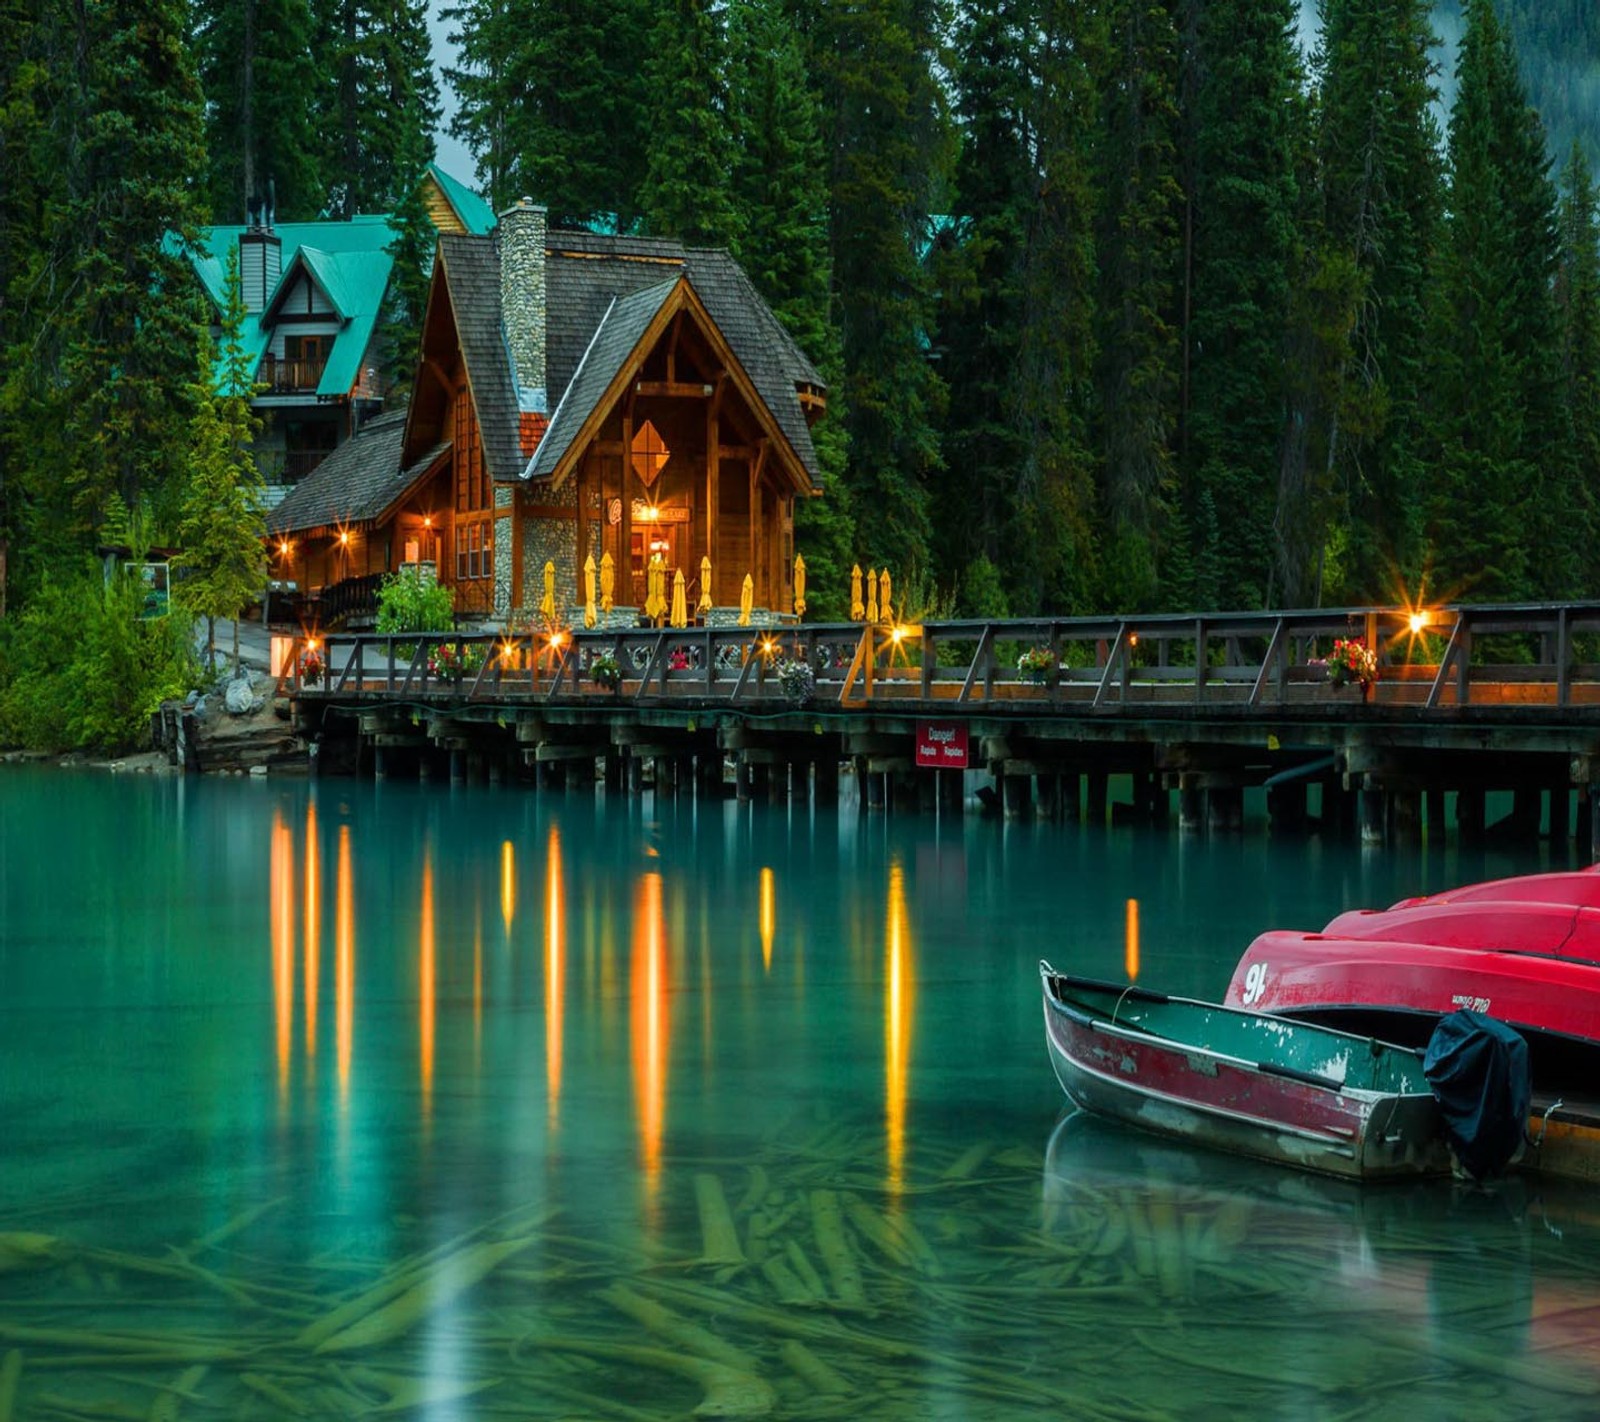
[286,601,1600,715]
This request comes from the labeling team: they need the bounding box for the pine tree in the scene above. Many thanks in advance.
[1293,0,1442,604]
[4,0,209,569]
[193,0,324,222]
[1013,0,1100,614]
[1551,143,1600,593]
[177,254,269,671]
[1422,0,1559,602]
[931,2,1028,586]
[1181,0,1301,609]
[1093,0,1184,610]
[641,0,741,247]
[445,0,653,226]
[800,0,951,574]
[726,0,853,617]
[316,0,439,216]
[383,125,436,403]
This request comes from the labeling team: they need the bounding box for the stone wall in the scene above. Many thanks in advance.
[498,200,547,409]
[493,484,514,620]
[521,482,579,620]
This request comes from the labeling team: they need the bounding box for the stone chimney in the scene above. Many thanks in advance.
[498,198,548,414]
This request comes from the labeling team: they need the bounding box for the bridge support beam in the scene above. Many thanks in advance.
[1178,778,1204,833]
[1359,781,1386,846]
[1208,785,1243,835]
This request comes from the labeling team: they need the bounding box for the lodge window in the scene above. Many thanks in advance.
[455,521,491,581]
[453,386,490,513]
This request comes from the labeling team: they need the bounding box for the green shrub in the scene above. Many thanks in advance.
[375,568,455,651]
[0,564,195,753]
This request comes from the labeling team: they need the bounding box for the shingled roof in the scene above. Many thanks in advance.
[432,228,825,488]
[527,278,680,481]
[436,235,524,484]
[269,411,449,535]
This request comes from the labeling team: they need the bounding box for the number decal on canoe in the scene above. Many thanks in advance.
[1242,961,1269,1006]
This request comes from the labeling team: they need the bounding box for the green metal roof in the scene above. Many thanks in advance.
[428,164,497,236]
[187,217,396,399]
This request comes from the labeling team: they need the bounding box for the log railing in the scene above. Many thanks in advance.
[283,601,1600,714]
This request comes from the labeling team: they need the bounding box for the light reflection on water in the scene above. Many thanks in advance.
[2,769,1599,1417]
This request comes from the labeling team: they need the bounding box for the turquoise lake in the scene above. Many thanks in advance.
[3,767,1600,1419]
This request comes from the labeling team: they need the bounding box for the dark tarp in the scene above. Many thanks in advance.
[1423,1010,1531,1180]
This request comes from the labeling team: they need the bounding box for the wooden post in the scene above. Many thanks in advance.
[1086,771,1108,827]
[815,756,840,804]
[1178,777,1203,833]
[706,386,720,602]
[1359,780,1386,847]
[1458,786,1485,846]
[620,403,634,610]
[736,754,752,802]
[1426,787,1447,847]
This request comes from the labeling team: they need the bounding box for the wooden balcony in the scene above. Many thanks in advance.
[258,355,327,394]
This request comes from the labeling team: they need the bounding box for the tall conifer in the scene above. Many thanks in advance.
[1550,144,1600,593]
[316,0,439,216]
[641,0,741,247]
[1423,0,1558,601]
[1182,0,1301,609]
[726,0,853,617]
[194,0,325,221]
[800,0,951,573]
[1093,0,1184,609]
[445,0,652,225]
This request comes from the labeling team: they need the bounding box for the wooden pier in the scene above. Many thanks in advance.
[284,601,1600,853]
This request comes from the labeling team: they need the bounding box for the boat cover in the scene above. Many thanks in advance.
[1422,1010,1531,1180]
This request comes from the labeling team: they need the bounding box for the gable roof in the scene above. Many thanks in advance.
[269,410,449,535]
[430,228,826,489]
[427,164,497,236]
[188,216,397,400]
[526,278,681,481]
[434,235,524,483]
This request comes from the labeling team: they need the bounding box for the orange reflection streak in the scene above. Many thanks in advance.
[336,827,353,1101]
[1125,899,1140,982]
[759,867,775,972]
[501,840,516,934]
[304,799,320,1055]
[885,861,914,1196]
[420,852,436,1118]
[631,872,668,1194]
[271,811,294,1095]
[545,827,565,1124]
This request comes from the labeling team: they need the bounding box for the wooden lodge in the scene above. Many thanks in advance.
[269,201,826,628]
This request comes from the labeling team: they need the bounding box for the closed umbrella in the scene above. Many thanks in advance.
[671,569,688,628]
[539,560,557,624]
[738,573,754,627]
[793,554,807,619]
[865,567,879,625]
[600,551,615,615]
[698,555,713,617]
[583,553,597,629]
[879,568,892,625]
[850,564,864,621]
[649,555,667,622]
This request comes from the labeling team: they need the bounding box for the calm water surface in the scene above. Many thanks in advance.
[3,768,1599,1419]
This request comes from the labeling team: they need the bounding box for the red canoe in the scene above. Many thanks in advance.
[1223,866,1600,1180]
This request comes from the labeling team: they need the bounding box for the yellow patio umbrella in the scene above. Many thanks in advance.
[879,567,893,625]
[738,573,754,627]
[539,559,557,623]
[793,554,807,619]
[583,553,597,629]
[651,555,669,622]
[600,551,615,614]
[865,567,879,625]
[643,555,660,621]
[671,569,688,628]
[697,555,713,616]
[850,564,864,621]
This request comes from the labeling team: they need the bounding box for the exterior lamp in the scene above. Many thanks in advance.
[890,625,906,645]
[549,630,567,649]
[1408,610,1430,635]
[278,540,292,558]
[339,531,350,546]
[423,514,432,528]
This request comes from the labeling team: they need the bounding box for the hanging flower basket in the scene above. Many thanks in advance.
[1325,638,1377,691]
[1017,646,1058,685]
[777,657,816,705]
[591,652,622,691]
[299,647,324,687]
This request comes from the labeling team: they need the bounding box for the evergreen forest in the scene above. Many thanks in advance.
[2,0,1599,666]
